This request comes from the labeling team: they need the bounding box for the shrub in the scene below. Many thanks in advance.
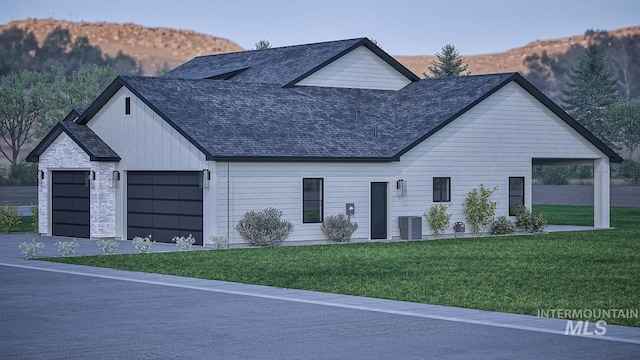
[0,203,21,233]
[236,207,294,246]
[172,234,196,251]
[96,239,119,254]
[55,239,79,256]
[30,205,38,232]
[133,235,153,253]
[0,162,37,185]
[18,239,44,259]
[210,235,230,249]
[424,203,451,237]
[320,213,358,242]
[463,184,498,235]
[617,160,640,185]
[528,213,548,233]
[515,205,548,233]
[491,215,516,235]
[514,205,531,228]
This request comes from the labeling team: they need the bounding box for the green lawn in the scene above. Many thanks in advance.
[45,205,640,327]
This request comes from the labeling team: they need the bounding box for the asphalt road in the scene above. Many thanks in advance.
[1,264,638,360]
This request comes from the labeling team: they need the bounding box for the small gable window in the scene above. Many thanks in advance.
[433,177,451,202]
[125,97,131,115]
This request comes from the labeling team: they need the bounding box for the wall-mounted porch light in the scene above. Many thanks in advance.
[111,170,120,188]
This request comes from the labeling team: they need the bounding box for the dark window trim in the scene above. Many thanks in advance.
[509,177,525,216]
[433,177,451,203]
[125,97,131,115]
[303,178,323,223]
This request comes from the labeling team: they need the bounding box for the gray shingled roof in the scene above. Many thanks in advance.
[119,73,516,160]
[163,38,418,86]
[26,114,120,162]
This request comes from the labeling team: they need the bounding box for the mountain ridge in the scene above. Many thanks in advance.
[1,18,639,76]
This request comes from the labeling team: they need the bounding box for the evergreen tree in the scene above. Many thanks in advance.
[254,39,271,50]
[561,44,620,140]
[425,44,469,78]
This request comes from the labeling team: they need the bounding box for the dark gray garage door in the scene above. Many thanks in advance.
[51,171,90,238]
[127,171,203,245]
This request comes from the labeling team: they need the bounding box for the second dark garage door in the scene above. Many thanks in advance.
[127,171,203,245]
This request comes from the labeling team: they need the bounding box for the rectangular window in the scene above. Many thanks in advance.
[125,97,131,115]
[433,177,451,202]
[509,177,525,216]
[303,178,323,223]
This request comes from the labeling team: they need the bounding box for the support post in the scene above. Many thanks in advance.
[593,158,610,228]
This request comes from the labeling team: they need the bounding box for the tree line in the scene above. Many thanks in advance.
[0,25,144,185]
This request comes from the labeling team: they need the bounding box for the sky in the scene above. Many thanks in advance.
[2,0,639,56]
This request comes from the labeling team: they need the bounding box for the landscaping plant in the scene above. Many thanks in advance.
[18,239,44,259]
[0,203,21,233]
[236,207,294,246]
[173,234,196,251]
[320,213,358,242]
[133,235,153,253]
[515,205,548,233]
[424,203,451,237]
[96,239,119,254]
[463,184,498,235]
[55,239,79,256]
[491,215,516,235]
[210,235,230,249]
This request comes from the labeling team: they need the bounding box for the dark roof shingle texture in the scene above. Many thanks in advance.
[163,38,365,86]
[122,73,515,160]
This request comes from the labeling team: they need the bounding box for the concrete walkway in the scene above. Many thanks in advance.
[1,233,639,351]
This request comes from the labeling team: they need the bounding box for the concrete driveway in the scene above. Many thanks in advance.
[1,234,639,359]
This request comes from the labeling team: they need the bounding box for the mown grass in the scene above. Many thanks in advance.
[46,205,640,326]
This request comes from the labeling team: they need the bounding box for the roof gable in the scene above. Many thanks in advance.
[26,113,120,162]
[164,38,418,87]
[72,72,621,163]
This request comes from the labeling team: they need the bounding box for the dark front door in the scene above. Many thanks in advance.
[51,171,90,238]
[127,171,203,245]
[371,182,387,240]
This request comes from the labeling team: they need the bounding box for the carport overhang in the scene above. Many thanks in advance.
[532,157,611,228]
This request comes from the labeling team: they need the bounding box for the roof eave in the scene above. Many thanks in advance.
[211,155,397,162]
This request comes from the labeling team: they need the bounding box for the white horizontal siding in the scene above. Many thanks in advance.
[296,46,411,90]
[213,82,610,245]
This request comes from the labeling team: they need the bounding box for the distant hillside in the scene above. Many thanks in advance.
[1,18,639,80]
[396,26,640,76]
[0,19,244,75]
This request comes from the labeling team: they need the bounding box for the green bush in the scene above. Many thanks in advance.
[424,203,451,237]
[0,203,21,233]
[320,213,358,242]
[514,205,548,233]
[491,215,516,235]
[463,184,498,235]
[236,208,294,246]
[533,165,570,185]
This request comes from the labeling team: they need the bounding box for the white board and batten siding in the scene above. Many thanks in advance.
[295,45,412,90]
[216,81,611,244]
[86,88,216,241]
